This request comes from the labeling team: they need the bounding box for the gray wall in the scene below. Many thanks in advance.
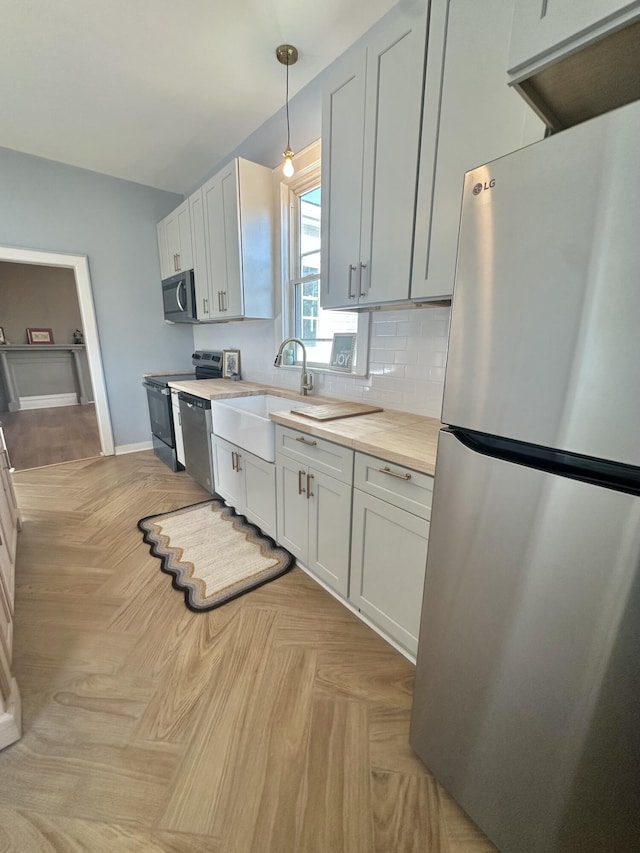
[0,149,192,447]
[185,2,402,191]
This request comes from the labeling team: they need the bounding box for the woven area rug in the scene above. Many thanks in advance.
[138,500,294,612]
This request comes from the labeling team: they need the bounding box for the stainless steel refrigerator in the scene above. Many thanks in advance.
[410,99,640,853]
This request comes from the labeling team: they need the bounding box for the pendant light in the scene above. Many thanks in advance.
[276,44,298,178]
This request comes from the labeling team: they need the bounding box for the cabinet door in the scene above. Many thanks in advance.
[275,456,308,562]
[242,451,276,539]
[320,51,367,309]
[508,0,640,74]
[202,165,242,319]
[188,188,210,319]
[412,0,543,301]
[307,468,352,597]
[165,209,181,274]
[218,162,243,318]
[358,4,427,306]
[211,435,243,509]
[156,220,171,280]
[177,201,193,271]
[350,489,429,655]
[0,431,19,539]
[202,174,224,319]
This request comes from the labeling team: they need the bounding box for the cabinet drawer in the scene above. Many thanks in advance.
[275,426,353,484]
[354,452,433,520]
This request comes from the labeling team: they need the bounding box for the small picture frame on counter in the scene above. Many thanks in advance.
[0,327,5,345]
[329,333,356,372]
[222,349,241,378]
[27,327,54,345]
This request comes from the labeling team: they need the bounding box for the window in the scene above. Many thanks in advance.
[282,143,368,374]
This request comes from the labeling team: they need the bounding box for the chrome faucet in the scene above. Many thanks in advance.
[274,337,314,396]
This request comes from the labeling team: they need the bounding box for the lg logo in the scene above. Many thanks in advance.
[473,179,496,195]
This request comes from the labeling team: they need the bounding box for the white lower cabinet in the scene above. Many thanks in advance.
[275,426,353,597]
[0,426,21,751]
[211,434,276,539]
[276,455,352,597]
[349,453,433,656]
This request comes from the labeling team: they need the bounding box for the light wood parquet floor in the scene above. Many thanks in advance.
[1,451,495,852]
[2,403,102,470]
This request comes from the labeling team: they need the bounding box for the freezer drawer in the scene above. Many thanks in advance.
[410,429,640,853]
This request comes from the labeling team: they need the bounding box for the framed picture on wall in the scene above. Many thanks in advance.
[27,327,54,344]
[329,333,356,372]
[222,349,241,378]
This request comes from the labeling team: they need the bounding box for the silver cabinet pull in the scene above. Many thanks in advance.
[221,290,227,312]
[348,263,357,299]
[203,297,209,314]
[217,291,223,312]
[359,261,368,297]
[306,471,314,499]
[298,469,306,495]
[379,465,411,481]
[231,451,237,471]
[295,436,317,447]
[176,252,181,271]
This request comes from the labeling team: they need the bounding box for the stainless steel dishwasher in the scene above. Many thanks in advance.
[177,392,215,493]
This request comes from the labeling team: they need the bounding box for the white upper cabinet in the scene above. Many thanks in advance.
[162,200,193,276]
[321,4,428,309]
[411,0,544,301]
[508,0,640,75]
[156,158,274,322]
[201,158,274,321]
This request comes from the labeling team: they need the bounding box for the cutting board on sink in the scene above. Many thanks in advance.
[289,402,383,421]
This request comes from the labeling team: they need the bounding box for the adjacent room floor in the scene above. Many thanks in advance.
[1,451,494,851]
[1,403,101,470]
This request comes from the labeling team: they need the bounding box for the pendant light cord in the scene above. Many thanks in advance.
[285,58,291,151]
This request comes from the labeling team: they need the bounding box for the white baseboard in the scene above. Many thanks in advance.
[115,441,153,455]
[19,393,78,410]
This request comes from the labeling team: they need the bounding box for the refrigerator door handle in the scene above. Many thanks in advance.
[449,427,640,498]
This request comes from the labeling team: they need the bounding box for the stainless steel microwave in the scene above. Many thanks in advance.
[162,270,198,323]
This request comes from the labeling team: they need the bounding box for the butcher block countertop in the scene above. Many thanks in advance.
[167,378,441,476]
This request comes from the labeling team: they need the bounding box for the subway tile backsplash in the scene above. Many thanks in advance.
[192,305,450,419]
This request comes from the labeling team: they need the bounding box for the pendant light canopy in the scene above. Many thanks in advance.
[276,44,298,178]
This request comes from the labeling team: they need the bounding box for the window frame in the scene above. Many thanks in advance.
[278,140,369,377]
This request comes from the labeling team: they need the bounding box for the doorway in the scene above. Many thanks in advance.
[0,246,114,470]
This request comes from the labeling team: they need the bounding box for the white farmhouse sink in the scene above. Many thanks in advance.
[212,395,302,462]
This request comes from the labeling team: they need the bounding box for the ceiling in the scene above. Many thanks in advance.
[0,0,400,194]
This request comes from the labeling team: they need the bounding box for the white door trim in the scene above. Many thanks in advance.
[0,245,115,456]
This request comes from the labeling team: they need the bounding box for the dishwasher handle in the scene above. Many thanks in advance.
[177,391,211,410]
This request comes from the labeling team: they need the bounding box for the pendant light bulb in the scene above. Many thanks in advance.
[283,148,295,178]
